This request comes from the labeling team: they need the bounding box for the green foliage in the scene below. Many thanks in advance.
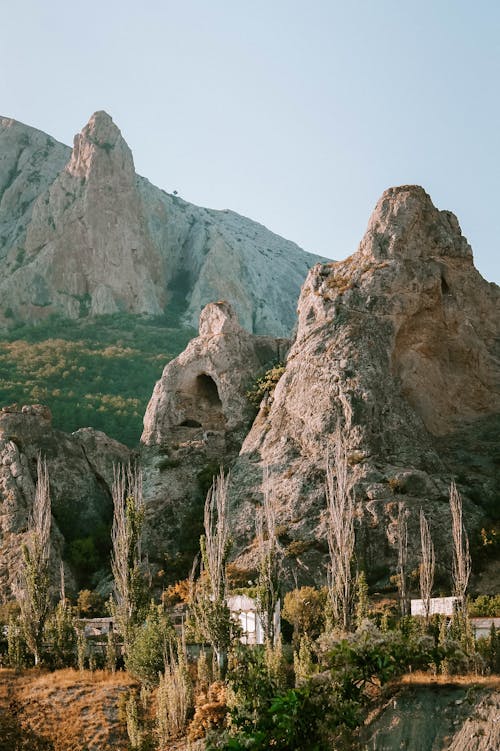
[476,624,500,674]
[77,589,106,617]
[207,686,329,751]
[245,363,285,410]
[110,477,149,647]
[19,538,51,667]
[469,594,500,617]
[0,312,195,446]
[76,626,87,671]
[66,537,101,587]
[125,604,175,687]
[44,600,76,668]
[282,586,328,643]
[355,571,369,629]
[226,644,289,732]
[7,615,28,669]
[106,628,118,672]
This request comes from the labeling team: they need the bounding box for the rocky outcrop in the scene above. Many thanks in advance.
[0,405,130,600]
[0,112,325,335]
[142,301,288,445]
[140,301,288,572]
[227,186,500,583]
[361,683,500,751]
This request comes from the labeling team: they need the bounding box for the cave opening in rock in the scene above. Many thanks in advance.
[178,373,226,431]
[441,275,450,295]
[195,374,222,407]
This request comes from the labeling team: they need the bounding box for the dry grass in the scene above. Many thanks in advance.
[399,671,500,688]
[362,671,500,730]
[0,668,138,751]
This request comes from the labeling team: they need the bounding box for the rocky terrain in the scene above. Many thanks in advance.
[0,183,498,601]
[140,300,288,572]
[141,185,500,586]
[361,677,500,751]
[0,112,325,336]
[0,404,130,599]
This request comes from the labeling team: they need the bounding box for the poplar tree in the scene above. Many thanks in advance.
[110,461,146,652]
[326,424,356,632]
[256,466,283,644]
[419,510,435,624]
[17,455,52,666]
[191,469,232,676]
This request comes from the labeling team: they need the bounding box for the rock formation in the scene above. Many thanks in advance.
[0,112,325,335]
[0,404,130,600]
[140,301,288,573]
[221,186,499,583]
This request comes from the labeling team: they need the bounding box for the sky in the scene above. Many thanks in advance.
[1,0,499,283]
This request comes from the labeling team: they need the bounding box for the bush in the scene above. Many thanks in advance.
[125,604,175,686]
[282,587,328,643]
[246,363,285,410]
[469,594,500,617]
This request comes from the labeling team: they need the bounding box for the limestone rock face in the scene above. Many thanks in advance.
[140,302,288,569]
[0,112,325,335]
[229,186,500,582]
[0,405,131,600]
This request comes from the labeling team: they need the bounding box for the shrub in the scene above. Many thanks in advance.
[246,363,286,410]
[156,645,193,743]
[125,604,175,686]
[469,594,500,617]
[282,587,328,643]
[187,681,227,742]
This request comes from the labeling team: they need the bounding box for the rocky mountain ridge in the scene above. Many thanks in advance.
[0,185,498,601]
[0,111,325,336]
[140,185,500,585]
[0,404,130,599]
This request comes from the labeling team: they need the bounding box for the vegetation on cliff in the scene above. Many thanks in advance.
[0,311,195,446]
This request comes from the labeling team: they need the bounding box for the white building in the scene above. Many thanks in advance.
[410,597,458,617]
[471,617,500,639]
[227,594,280,645]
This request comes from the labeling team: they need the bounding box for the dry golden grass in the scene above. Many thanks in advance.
[399,671,500,688]
[0,668,138,751]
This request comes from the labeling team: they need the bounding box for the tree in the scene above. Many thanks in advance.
[110,462,146,651]
[17,455,52,666]
[397,503,410,617]
[449,481,471,618]
[125,603,175,686]
[326,424,356,631]
[419,510,435,624]
[191,469,232,676]
[256,467,283,645]
[282,586,327,644]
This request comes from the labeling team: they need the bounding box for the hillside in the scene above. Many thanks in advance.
[0,311,195,446]
[0,111,325,337]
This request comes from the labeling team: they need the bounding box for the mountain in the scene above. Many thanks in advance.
[140,185,500,586]
[0,112,325,336]
[0,403,131,599]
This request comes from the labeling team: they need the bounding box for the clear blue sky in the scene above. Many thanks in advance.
[2,0,499,283]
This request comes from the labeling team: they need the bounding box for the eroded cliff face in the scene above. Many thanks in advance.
[140,301,288,571]
[361,682,500,751]
[0,404,130,600]
[0,112,324,335]
[227,186,500,581]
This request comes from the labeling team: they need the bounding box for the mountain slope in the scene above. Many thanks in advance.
[0,111,325,336]
[227,185,500,581]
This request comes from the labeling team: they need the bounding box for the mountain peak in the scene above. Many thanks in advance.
[67,110,134,179]
[359,184,472,263]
